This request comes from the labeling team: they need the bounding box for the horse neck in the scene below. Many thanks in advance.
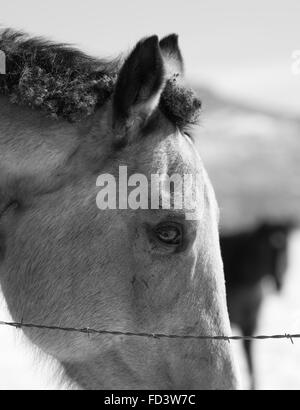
[0,98,103,195]
[1,97,77,155]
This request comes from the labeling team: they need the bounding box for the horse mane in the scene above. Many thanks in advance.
[0,29,201,126]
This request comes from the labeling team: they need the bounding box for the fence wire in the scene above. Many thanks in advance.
[0,320,299,344]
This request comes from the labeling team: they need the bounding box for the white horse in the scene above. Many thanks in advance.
[0,30,238,389]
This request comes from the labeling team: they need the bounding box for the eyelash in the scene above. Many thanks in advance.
[154,223,183,246]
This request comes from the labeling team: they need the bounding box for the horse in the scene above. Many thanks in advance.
[221,222,292,389]
[0,29,238,390]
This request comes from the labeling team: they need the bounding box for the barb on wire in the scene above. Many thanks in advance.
[0,320,300,342]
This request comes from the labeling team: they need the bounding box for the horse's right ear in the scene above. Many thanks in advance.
[159,34,184,77]
[113,35,165,135]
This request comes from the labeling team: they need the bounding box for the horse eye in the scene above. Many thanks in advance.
[154,223,182,246]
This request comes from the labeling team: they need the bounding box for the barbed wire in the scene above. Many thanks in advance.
[0,320,299,344]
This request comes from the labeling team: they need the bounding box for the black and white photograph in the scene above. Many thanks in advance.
[0,0,300,392]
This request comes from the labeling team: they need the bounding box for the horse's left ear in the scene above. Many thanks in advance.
[159,34,184,77]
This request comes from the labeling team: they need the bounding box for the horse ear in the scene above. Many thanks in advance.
[159,34,184,77]
[113,35,165,132]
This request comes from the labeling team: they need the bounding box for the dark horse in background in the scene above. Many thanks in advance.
[221,222,293,389]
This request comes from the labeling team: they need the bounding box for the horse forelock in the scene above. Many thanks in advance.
[0,29,201,127]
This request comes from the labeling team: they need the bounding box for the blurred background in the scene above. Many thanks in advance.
[0,0,300,390]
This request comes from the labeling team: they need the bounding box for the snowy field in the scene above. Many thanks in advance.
[242,230,300,390]
[0,232,300,390]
